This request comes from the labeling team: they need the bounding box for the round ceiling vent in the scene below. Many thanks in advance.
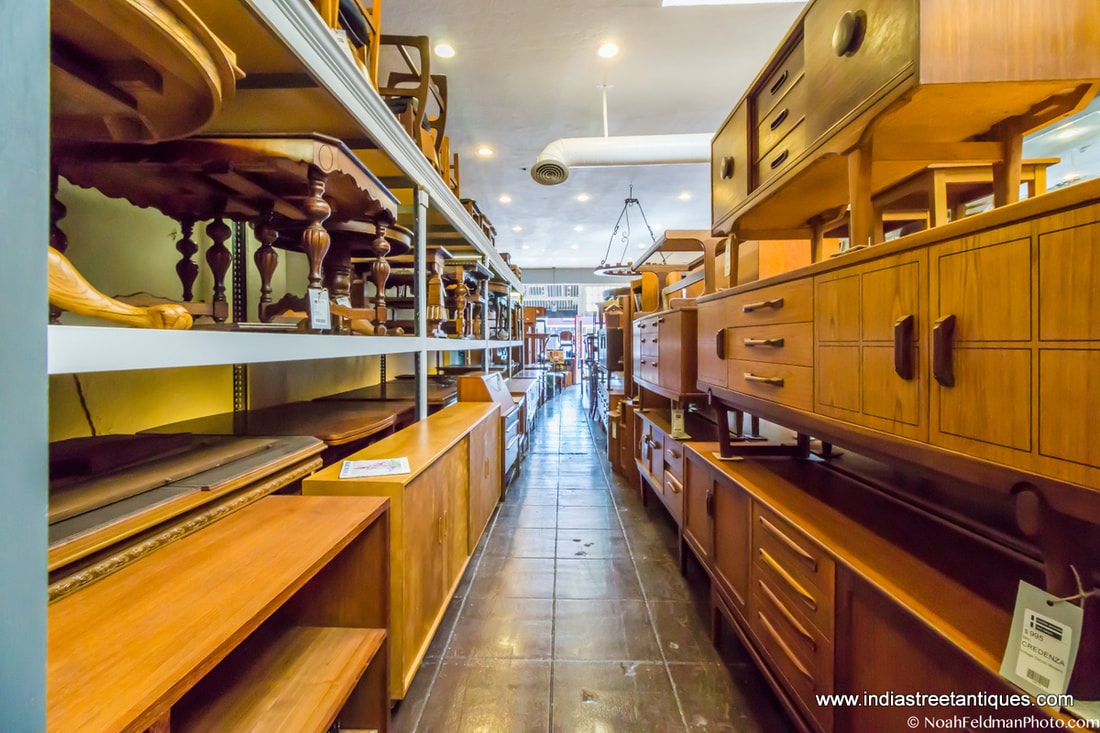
[531,159,569,185]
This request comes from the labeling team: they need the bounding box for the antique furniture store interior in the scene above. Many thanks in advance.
[5,0,1100,731]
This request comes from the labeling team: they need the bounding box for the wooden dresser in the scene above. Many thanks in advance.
[49,495,391,733]
[633,302,700,401]
[698,179,1100,515]
[711,0,1100,248]
[303,402,501,699]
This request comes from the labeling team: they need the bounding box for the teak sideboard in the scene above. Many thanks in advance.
[303,402,501,699]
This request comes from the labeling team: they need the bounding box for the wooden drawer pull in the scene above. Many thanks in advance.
[665,477,682,494]
[770,150,790,170]
[759,548,818,612]
[716,330,727,360]
[721,156,736,180]
[758,612,813,681]
[759,516,818,571]
[744,337,785,348]
[770,108,789,131]
[668,448,681,459]
[933,314,956,387]
[744,373,784,387]
[759,580,816,649]
[894,314,915,380]
[742,297,784,313]
[769,69,789,96]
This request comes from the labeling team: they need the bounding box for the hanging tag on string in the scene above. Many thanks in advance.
[999,580,1083,696]
[308,288,331,331]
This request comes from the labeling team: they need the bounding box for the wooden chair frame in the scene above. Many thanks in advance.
[313,0,382,85]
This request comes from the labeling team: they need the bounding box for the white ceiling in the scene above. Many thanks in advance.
[380,0,807,270]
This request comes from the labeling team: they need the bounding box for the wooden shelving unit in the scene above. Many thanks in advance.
[47,495,390,732]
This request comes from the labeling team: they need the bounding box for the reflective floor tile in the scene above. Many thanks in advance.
[417,659,552,733]
[555,558,643,600]
[447,596,555,659]
[554,600,663,661]
[551,661,684,733]
[555,528,628,559]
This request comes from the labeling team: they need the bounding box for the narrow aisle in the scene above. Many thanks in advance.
[393,385,794,733]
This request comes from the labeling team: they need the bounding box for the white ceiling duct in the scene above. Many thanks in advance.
[530,133,711,185]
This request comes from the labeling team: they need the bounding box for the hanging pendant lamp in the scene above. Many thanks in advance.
[593,185,658,277]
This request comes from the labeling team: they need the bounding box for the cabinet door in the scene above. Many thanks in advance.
[712,475,751,619]
[683,452,713,565]
[815,250,926,440]
[658,312,684,393]
[402,470,446,684]
[441,441,470,590]
[804,0,918,139]
[697,297,729,390]
[467,419,500,553]
[929,226,1033,460]
[713,103,749,230]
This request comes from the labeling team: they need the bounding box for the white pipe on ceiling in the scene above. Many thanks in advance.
[530,133,711,185]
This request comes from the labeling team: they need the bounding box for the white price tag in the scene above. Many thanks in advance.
[669,408,691,440]
[335,296,352,309]
[308,288,331,330]
[1000,581,1082,696]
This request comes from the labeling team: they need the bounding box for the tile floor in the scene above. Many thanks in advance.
[392,385,795,733]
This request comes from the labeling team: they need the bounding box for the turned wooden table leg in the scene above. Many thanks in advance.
[205,216,232,323]
[324,239,353,334]
[427,260,445,337]
[302,167,332,293]
[252,209,279,322]
[454,275,468,338]
[176,219,199,303]
[371,220,391,336]
[50,168,68,323]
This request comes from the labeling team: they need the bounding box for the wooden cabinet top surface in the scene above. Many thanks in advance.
[319,378,458,406]
[306,402,499,488]
[47,494,389,733]
[148,400,414,445]
[686,443,1028,677]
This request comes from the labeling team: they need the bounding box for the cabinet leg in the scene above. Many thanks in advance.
[847,139,874,250]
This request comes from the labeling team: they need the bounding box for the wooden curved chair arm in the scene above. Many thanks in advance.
[48,247,192,330]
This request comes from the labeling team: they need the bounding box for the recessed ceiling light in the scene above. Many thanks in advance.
[513,225,523,232]
[598,43,619,59]
[1057,128,1081,139]
[570,244,579,249]
[569,257,578,262]
[679,192,692,200]
[522,244,530,249]
[477,146,494,157]
[576,193,591,202]
[499,194,512,203]
[574,225,584,232]
[433,43,456,58]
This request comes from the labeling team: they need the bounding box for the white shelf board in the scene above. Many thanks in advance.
[48,327,505,374]
[247,0,521,291]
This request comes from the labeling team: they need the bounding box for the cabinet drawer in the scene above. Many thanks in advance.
[639,333,659,356]
[751,581,834,733]
[727,323,813,367]
[712,103,749,229]
[727,359,813,411]
[754,505,835,614]
[663,441,685,483]
[729,279,813,327]
[662,470,684,526]
[756,121,806,188]
[755,79,807,163]
[754,38,805,122]
[804,0,917,139]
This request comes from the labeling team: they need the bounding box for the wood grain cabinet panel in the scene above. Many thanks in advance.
[1039,350,1100,469]
[803,0,918,139]
[1038,218,1100,341]
[937,348,1031,452]
[816,346,860,415]
[730,279,814,328]
[712,473,752,619]
[683,453,714,565]
[401,469,446,687]
[713,103,750,229]
[860,346,920,427]
[635,308,699,399]
[815,274,860,342]
[861,260,920,342]
[467,420,501,554]
[697,297,729,390]
[934,232,1032,343]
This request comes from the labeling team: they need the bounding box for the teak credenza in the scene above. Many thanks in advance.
[303,402,501,699]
